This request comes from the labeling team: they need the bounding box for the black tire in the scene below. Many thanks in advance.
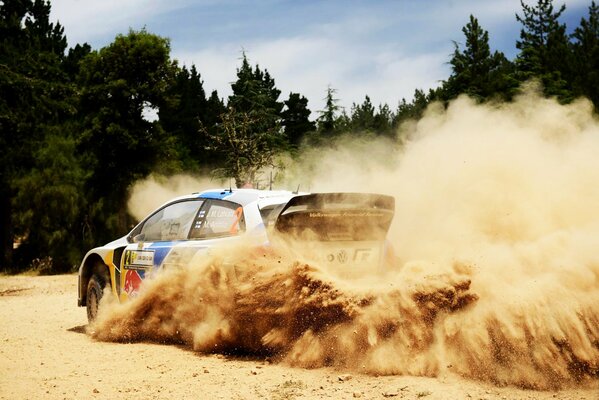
[86,274,106,323]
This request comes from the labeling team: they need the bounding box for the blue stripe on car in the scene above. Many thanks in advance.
[198,191,231,200]
[148,241,177,267]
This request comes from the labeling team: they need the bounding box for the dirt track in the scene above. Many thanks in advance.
[0,274,596,400]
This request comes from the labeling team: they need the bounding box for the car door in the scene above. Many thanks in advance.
[119,199,205,299]
[118,198,246,300]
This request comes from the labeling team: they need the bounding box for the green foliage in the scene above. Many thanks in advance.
[316,86,341,134]
[160,64,216,170]
[2,0,599,274]
[77,29,178,243]
[13,131,88,271]
[339,96,395,136]
[209,108,281,188]
[212,54,288,186]
[349,95,376,133]
[63,43,91,80]
[229,53,284,135]
[281,92,315,146]
[373,103,394,135]
[0,0,75,271]
[393,89,431,126]
[444,15,517,101]
[515,0,573,100]
[571,1,599,108]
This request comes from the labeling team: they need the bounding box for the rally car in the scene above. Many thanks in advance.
[78,188,395,321]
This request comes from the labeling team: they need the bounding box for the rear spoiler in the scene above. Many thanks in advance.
[274,193,395,241]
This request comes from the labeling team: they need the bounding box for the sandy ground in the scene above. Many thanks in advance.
[0,274,596,400]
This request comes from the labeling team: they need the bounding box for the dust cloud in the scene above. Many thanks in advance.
[127,174,224,221]
[93,86,599,389]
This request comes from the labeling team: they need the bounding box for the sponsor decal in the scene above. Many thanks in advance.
[337,250,348,264]
[124,249,155,268]
[124,269,143,296]
[308,211,386,218]
[326,248,374,265]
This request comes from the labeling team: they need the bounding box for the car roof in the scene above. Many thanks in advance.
[168,188,302,208]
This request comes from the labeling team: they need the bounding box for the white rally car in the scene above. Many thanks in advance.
[78,189,395,321]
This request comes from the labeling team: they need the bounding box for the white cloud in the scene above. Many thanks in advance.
[49,0,590,119]
[174,23,449,115]
[50,0,193,46]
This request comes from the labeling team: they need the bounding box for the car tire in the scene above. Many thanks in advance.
[86,274,105,323]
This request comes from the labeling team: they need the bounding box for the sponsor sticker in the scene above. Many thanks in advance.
[326,248,374,265]
[124,269,143,296]
[308,211,386,218]
[124,249,155,268]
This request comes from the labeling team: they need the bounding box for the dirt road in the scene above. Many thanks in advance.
[0,274,596,400]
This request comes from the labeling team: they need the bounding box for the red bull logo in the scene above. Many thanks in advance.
[124,270,143,296]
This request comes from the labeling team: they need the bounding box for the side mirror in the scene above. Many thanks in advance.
[132,233,145,243]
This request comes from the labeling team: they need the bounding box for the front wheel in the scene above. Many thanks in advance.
[86,274,106,322]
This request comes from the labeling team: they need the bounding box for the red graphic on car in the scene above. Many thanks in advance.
[124,270,143,296]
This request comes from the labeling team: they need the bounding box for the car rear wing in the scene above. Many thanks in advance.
[273,193,395,241]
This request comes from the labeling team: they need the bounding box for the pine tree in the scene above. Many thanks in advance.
[281,92,315,147]
[349,95,376,132]
[317,86,341,134]
[373,103,394,135]
[444,15,515,101]
[515,0,573,100]
[211,54,287,186]
[63,43,91,80]
[228,53,283,134]
[571,1,599,108]
[205,90,226,127]
[393,89,430,127]
[0,0,76,270]
[160,64,211,169]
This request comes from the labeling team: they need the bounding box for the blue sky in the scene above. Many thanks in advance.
[50,0,591,113]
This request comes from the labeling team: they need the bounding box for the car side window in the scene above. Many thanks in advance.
[139,200,204,242]
[189,200,244,239]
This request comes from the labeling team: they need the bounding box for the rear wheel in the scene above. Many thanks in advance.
[86,274,106,322]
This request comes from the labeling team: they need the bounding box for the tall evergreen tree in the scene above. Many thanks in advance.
[515,0,572,99]
[0,0,76,270]
[77,29,177,243]
[373,103,394,135]
[211,54,287,185]
[63,43,91,81]
[205,90,226,127]
[393,89,431,128]
[444,15,515,101]
[571,1,599,108]
[317,86,341,135]
[228,53,284,135]
[281,92,315,147]
[160,64,212,169]
[349,95,376,132]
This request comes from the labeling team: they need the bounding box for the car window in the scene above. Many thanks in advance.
[259,203,286,228]
[140,200,203,242]
[189,200,244,239]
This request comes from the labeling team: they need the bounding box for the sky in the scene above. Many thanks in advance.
[49,0,591,113]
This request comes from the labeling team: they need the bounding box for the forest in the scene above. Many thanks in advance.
[1,0,598,273]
